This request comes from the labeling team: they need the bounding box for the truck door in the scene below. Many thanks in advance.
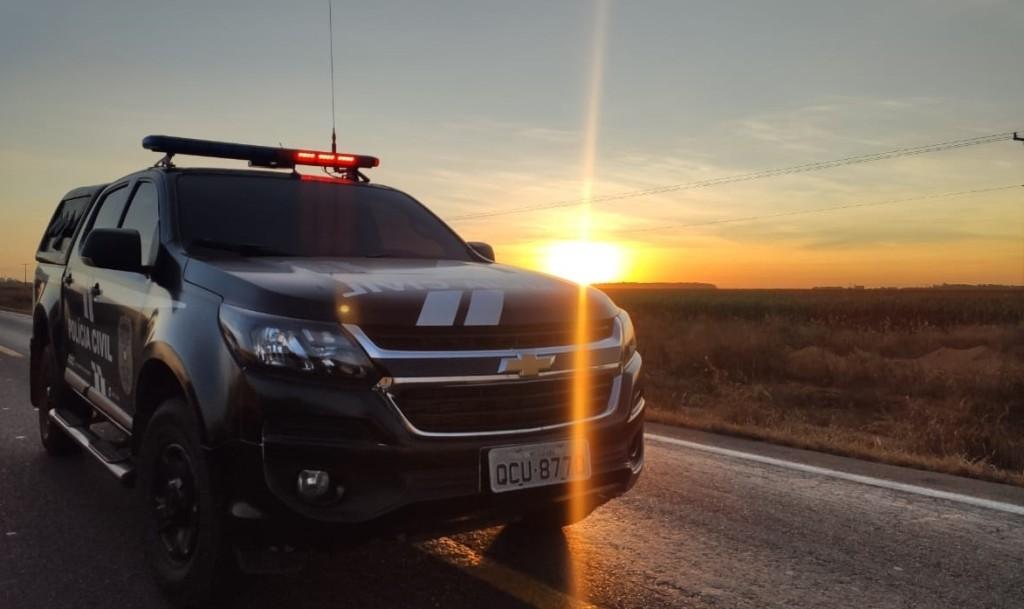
[62,183,131,417]
[91,178,162,419]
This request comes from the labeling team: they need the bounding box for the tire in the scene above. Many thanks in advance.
[139,397,235,608]
[36,343,79,456]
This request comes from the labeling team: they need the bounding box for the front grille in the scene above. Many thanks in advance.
[361,318,615,351]
[392,372,616,434]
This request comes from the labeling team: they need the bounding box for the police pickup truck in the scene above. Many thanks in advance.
[29,136,644,605]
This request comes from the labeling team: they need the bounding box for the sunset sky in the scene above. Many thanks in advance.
[1,0,1021,287]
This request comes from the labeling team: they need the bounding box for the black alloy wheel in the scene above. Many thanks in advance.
[140,398,234,607]
[36,343,78,455]
[151,442,200,564]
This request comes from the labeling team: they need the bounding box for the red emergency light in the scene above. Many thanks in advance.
[142,135,380,172]
[292,150,377,168]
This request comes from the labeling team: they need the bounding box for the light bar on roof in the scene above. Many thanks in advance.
[142,135,380,170]
[293,150,372,168]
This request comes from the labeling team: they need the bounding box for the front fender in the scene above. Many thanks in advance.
[141,280,241,446]
[138,341,202,426]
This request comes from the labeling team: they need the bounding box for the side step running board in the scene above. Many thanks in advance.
[49,409,136,487]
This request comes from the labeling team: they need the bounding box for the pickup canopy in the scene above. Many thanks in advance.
[36,184,106,265]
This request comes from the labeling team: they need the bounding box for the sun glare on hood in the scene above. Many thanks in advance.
[544,240,624,285]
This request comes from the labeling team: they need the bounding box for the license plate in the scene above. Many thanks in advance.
[487,440,591,493]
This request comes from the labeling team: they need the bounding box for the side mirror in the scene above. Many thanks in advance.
[468,241,495,262]
[81,228,143,273]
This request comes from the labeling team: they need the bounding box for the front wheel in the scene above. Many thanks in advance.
[36,343,78,455]
[139,398,235,608]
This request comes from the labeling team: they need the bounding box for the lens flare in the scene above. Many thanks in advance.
[567,0,610,602]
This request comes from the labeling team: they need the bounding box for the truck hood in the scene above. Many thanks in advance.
[184,256,619,328]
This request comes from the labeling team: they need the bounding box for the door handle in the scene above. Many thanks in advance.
[90,283,102,297]
[63,273,73,286]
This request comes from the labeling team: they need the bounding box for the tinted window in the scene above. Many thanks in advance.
[176,175,472,261]
[89,186,131,233]
[120,181,159,261]
[38,196,91,258]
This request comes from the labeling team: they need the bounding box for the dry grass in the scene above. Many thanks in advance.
[0,282,31,313]
[603,288,1024,486]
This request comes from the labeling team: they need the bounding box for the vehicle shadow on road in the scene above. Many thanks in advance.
[3,449,535,609]
[224,536,535,609]
[223,525,579,609]
[482,525,577,592]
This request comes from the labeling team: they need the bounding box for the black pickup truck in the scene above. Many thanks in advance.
[29,136,644,606]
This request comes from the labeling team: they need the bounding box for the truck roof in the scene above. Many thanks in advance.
[62,184,108,200]
[63,167,402,210]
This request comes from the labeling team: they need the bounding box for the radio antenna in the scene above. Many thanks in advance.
[328,0,337,153]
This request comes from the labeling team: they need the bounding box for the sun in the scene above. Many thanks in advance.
[543,240,625,285]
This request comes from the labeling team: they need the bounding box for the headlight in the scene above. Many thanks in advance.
[617,310,637,364]
[219,304,372,379]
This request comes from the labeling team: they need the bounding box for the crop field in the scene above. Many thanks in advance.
[603,286,1024,485]
[0,282,31,313]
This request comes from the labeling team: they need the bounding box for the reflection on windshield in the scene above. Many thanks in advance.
[176,175,473,261]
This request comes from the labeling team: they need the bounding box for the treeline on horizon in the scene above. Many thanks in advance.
[598,281,1024,291]
[601,285,1024,328]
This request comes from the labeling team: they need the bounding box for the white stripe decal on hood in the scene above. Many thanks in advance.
[416,290,462,326]
[464,289,504,326]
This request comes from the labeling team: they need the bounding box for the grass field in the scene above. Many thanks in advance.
[0,281,31,313]
[602,286,1024,485]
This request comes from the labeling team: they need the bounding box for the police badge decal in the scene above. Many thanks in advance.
[117,316,133,396]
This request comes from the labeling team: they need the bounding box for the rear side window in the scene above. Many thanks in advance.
[89,186,131,233]
[36,196,91,262]
[120,181,160,263]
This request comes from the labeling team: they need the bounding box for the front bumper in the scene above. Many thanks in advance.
[220,352,644,541]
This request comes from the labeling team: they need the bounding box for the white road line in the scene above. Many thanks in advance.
[645,432,1024,517]
[0,310,31,318]
[0,345,23,358]
[416,537,600,609]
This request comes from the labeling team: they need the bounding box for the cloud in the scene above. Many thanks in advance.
[397,95,1019,263]
[729,96,953,153]
[440,117,578,144]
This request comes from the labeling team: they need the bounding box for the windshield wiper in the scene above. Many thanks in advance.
[190,239,293,257]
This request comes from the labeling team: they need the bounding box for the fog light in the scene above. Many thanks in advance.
[297,469,331,500]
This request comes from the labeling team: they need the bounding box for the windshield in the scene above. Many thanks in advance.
[175,174,473,260]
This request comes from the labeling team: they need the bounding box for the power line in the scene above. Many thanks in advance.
[612,184,1023,235]
[450,131,1018,221]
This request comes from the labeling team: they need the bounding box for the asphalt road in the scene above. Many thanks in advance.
[1,309,1022,609]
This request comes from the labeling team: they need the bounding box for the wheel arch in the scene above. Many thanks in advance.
[133,344,207,452]
[29,305,51,407]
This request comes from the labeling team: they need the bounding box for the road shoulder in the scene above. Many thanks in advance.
[646,421,1024,512]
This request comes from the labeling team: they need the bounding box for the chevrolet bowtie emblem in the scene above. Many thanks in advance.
[499,353,556,377]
